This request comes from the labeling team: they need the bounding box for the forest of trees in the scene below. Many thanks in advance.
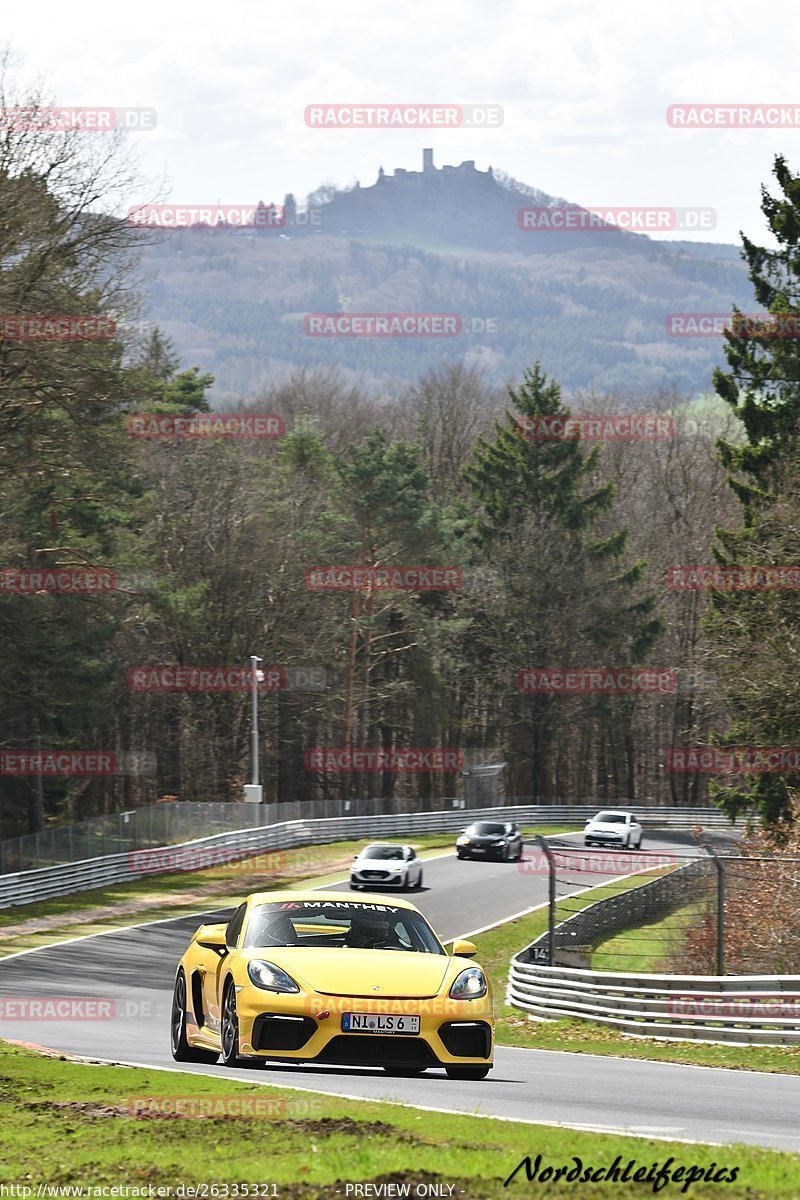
[3,66,800,837]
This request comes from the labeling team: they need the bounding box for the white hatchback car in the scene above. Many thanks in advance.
[584,810,643,849]
[350,843,424,891]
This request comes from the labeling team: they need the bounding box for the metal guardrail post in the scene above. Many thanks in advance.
[535,834,557,966]
[705,843,725,976]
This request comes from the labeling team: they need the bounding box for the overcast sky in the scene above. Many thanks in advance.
[6,0,800,245]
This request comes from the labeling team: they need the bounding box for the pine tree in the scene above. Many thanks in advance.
[464,364,663,798]
[707,157,800,824]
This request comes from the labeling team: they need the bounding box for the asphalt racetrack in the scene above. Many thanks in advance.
[2,830,799,1150]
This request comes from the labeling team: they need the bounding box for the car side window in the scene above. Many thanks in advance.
[226,904,247,949]
[407,848,416,860]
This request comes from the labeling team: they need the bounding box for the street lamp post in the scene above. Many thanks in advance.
[244,654,263,803]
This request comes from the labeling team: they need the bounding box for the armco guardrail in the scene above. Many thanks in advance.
[507,960,800,1045]
[0,804,736,909]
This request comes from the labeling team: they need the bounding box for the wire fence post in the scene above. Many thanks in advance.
[535,834,557,966]
[705,843,725,975]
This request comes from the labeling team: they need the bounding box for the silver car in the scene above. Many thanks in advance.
[584,810,643,849]
[350,843,424,891]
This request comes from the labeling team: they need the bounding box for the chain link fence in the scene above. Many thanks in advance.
[0,798,738,875]
[522,835,800,977]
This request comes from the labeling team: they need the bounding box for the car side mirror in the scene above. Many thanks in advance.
[196,924,228,954]
[353,853,359,859]
[451,939,478,958]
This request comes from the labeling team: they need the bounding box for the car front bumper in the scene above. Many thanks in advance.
[457,844,508,857]
[350,871,407,887]
[234,985,494,1066]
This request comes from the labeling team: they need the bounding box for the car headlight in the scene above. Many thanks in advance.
[247,959,301,993]
[496,839,507,846]
[449,967,487,999]
[456,836,469,845]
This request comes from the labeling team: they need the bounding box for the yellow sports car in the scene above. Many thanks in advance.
[171,890,494,1079]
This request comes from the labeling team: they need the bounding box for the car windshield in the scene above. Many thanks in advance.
[594,812,628,824]
[466,822,506,836]
[361,846,404,860]
[243,901,445,954]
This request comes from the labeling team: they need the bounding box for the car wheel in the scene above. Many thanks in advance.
[416,869,424,889]
[502,845,510,861]
[220,979,247,1067]
[171,970,219,1064]
[350,882,361,890]
[445,1065,491,1080]
[637,837,643,850]
[382,1066,427,1076]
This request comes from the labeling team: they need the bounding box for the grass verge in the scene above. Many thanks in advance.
[591,899,707,973]
[472,900,800,1075]
[0,1040,795,1197]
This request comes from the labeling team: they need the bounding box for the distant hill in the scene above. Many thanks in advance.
[137,149,752,400]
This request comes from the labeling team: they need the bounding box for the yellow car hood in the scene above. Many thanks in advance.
[252,948,452,998]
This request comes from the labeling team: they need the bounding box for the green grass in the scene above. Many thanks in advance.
[0,1041,795,1196]
[591,899,707,973]
[473,899,800,1075]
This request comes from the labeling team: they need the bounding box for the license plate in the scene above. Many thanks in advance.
[472,847,485,853]
[341,1012,420,1034]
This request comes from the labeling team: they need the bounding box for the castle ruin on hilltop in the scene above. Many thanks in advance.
[368,147,495,189]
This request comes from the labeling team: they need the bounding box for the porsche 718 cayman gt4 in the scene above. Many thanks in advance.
[171,890,494,1079]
